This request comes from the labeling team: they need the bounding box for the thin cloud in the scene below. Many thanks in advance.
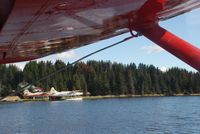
[159,66,168,72]
[56,50,76,59]
[9,62,26,70]
[142,44,164,54]
[36,50,77,63]
[8,50,77,70]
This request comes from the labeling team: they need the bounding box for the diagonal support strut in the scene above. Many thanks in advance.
[139,23,200,72]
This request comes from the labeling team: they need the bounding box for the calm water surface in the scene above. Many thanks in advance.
[0,96,200,134]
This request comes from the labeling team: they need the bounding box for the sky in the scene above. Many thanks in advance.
[13,8,200,72]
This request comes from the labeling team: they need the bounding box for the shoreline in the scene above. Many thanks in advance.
[1,94,200,103]
[82,94,200,100]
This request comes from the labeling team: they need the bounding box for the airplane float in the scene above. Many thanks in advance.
[1,0,200,71]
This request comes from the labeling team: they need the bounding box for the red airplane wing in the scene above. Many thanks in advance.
[0,0,200,67]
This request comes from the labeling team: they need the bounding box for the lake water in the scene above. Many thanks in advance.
[0,96,200,134]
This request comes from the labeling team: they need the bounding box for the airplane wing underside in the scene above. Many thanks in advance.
[0,0,200,63]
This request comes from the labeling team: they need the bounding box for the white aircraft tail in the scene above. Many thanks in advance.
[23,89,32,96]
[50,87,58,94]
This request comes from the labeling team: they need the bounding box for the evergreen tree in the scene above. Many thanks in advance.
[1,60,200,97]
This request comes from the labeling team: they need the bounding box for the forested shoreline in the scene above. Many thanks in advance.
[0,60,200,97]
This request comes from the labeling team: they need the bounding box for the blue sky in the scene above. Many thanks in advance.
[14,8,200,72]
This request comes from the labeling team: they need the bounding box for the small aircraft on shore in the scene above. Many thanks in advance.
[1,0,200,71]
[23,89,48,98]
[50,87,83,97]
[23,87,83,99]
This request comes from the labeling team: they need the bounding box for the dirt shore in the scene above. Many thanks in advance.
[0,96,21,102]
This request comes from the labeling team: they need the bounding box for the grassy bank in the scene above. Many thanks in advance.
[81,94,189,100]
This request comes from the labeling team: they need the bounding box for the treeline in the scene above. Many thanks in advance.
[0,60,200,97]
